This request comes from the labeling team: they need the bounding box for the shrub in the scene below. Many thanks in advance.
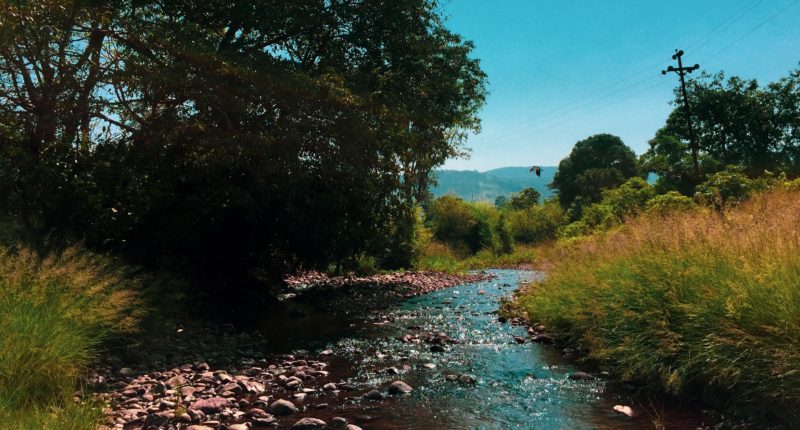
[694,167,757,208]
[599,176,656,219]
[645,191,696,215]
[507,200,567,244]
[0,246,141,428]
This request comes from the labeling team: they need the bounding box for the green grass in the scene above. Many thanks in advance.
[414,242,537,273]
[517,188,800,424]
[0,247,142,429]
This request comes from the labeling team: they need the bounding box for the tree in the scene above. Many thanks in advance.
[549,134,638,217]
[508,187,540,210]
[642,68,800,194]
[0,1,487,298]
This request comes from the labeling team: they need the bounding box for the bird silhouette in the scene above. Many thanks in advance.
[529,166,541,177]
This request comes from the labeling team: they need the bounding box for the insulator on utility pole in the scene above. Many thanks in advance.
[662,49,701,181]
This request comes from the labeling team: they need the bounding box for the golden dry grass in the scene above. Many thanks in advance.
[518,187,800,422]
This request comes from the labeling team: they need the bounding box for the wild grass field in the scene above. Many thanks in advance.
[517,187,800,423]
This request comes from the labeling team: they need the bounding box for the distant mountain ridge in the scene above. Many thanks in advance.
[430,166,557,203]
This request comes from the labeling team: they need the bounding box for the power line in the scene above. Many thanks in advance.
[471,1,771,146]
[701,0,800,63]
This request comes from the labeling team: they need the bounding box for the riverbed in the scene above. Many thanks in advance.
[261,269,699,429]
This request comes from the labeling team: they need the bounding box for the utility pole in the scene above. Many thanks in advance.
[662,49,701,180]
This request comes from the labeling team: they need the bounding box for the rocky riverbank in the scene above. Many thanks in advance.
[94,270,494,430]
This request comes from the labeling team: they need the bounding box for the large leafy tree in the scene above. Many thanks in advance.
[0,1,487,296]
[549,134,638,216]
[642,69,800,194]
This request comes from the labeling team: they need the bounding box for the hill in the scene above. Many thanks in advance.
[430,166,557,203]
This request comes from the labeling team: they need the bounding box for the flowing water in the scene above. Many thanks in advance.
[263,269,701,429]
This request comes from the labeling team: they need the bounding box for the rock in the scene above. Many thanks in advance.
[330,417,349,429]
[385,367,400,375]
[458,374,477,384]
[346,426,363,430]
[514,336,526,344]
[291,417,327,429]
[323,382,337,391]
[118,367,134,376]
[568,372,595,381]
[363,389,385,400]
[613,404,636,417]
[320,349,333,356]
[268,399,297,416]
[141,413,169,428]
[253,416,278,427]
[189,397,234,414]
[186,426,215,430]
[531,334,555,344]
[388,380,413,395]
[166,375,187,388]
[228,424,250,430]
[429,345,446,353]
[422,363,436,369]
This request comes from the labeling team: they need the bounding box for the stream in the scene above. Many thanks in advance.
[260,269,701,429]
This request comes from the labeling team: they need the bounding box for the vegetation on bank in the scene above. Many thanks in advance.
[517,184,800,424]
[0,247,141,429]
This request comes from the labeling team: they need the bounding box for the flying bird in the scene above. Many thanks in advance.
[529,165,541,177]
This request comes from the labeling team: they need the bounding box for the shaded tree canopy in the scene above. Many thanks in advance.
[0,0,487,294]
[642,68,800,193]
[549,134,638,214]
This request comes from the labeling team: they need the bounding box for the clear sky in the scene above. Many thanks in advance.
[439,0,800,171]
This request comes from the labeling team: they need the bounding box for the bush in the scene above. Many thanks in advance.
[507,200,567,244]
[694,167,757,208]
[645,191,696,215]
[518,187,800,424]
[0,246,141,428]
[599,176,656,219]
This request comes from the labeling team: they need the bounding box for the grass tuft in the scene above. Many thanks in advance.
[0,246,142,429]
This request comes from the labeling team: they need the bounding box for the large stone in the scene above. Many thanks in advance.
[388,380,413,395]
[186,426,215,430]
[268,398,297,416]
[291,417,327,430]
[228,424,249,430]
[188,397,234,414]
[363,389,385,400]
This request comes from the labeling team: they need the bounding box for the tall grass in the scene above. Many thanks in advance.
[517,188,800,422]
[0,247,142,429]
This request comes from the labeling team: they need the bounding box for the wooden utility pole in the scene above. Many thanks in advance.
[662,49,701,180]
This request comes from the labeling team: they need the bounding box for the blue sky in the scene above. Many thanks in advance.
[440,0,800,171]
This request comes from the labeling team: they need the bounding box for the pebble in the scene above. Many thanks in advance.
[269,398,298,415]
[388,380,413,395]
[363,389,385,400]
[291,417,327,429]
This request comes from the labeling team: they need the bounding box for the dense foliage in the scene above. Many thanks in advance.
[0,0,486,295]
[642,68,800,193]
[549,134,639,217]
